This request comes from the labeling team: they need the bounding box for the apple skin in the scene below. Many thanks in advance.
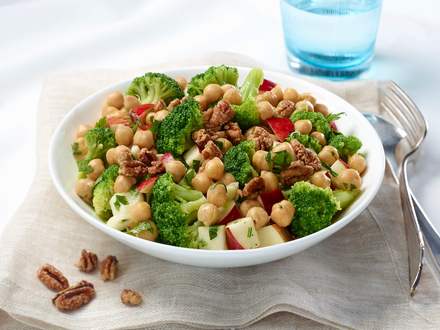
[225,227,245,250]
[136,176,158,194]
[258,189,284,214]
[218,204,241,226]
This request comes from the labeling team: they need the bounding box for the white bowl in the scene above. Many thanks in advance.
[49,66,385,268]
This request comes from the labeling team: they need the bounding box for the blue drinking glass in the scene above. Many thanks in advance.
[280,0,383,79]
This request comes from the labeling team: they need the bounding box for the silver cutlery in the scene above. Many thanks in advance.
[363,81,434,296]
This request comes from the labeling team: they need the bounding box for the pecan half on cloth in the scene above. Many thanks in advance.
[100,255,118,281]
[121,289,143,306]
[37,264,69,292]
[75,249,98,273]
[52,280,96,312]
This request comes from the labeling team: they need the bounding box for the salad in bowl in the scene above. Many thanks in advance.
[71,65,369,251]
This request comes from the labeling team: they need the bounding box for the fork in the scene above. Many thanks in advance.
[363,81,433,295]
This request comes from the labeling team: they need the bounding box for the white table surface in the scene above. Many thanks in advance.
[0,0,439,235]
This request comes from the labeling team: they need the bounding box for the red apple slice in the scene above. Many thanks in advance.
[331,159,349,176]
[258,189,284,214]
[107,116,130,127]
[198,225,227,250]
[257,224,291,247]
[266,118,295,141]
[218,203,241,226]
[259,79,277,92]
[136,176,158,194]
[133,103,154,117]
[225,217,260,249]
[160,152,174,164]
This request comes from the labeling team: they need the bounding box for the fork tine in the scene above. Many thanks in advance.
[381,97,417,143]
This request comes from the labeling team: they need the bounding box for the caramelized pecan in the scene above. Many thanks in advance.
[37,264,69,292]
[290,140,321,171]
[75,249,98,273]
[201,140,222,159]
[242,177,265,197]
[119,160,148,177]
[275,100,295,118]
[245,126,274,151]
[138,148,158,166]
[224,122,243,145]
[192,129,211,148]
[280,160,314,186]
[121,289,143,306]
[148,160,165,175]
[52,280,95,312]
[100,255,118,281]
[205,100,235,129]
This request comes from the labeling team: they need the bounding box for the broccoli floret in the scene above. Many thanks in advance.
[151,173,207,248]
[77,125,116,176]
[155,98,203,156]
[223,141,257,187]
[92,164,119,220]
[287,132,322,153]
[290,111,332,139]
[287,181,340,237]
[232,68,264,130]
[187,65,239,97]
[329,133,362,158]
[127,72,184,105]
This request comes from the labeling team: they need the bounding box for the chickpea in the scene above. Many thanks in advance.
[310,131,326,145]
[220,172,236,185]
[215,138,232,153]
[76,124,91,138]
[239,199,261,217]
[114,175,136,193]
[145,112,156,125]
[124,95,140,110]
[272,142,295,159]
[260,170,279,192]
[115,125,133,146]
[223,88,242,105]
[191,172,212,193]
[314,103,329,116]
[294,120,313,135]
[256,91,278,106]
[247,206,270,229]
[294,100,314,112]
[131,144,141,159]
[348,154,367,174]
[257,101,274,120]
[106,148,117,164]
[75,178,95,203]
[87,159,105,181]
[136,220,158,241]
[271,200,295,227]
[194,95,208,111]
[113,145,132,164]
[106,91,124,109]
[175,76,187,90]
[102,106,119,117]
[128,201,151,225]
[154,110,169,121]
[334,168,362,190]
[133,129,154,149]
[318,146,339,166]
[165,160,186,182]
[283,88,299,102]
[299,93,316,106]
[271,85,284,103]
[252,150,271,171]
[205,157,224,180]
[203,84,223,103]
[197,203,220,226]
[221,84,235,93]
[207,184,228,207]
[310,171,331,189]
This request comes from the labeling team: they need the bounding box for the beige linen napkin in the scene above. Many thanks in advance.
[1,54,440,330]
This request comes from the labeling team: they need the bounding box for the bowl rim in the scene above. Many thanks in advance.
[48,65,385,258]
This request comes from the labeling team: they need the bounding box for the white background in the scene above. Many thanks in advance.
[0,0,439,234]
